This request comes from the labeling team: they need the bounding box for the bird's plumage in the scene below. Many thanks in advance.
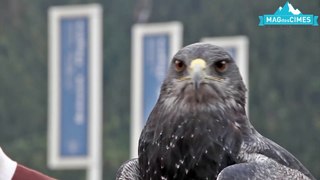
[116,43,315,180]
[116,159,140,180]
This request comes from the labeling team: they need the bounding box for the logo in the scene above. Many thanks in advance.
[259,1,318,26]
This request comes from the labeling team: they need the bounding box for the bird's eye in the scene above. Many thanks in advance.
[174,59,186,72]
[214,60,229,73]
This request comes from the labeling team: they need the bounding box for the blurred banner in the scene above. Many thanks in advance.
[201,36,249,111]
[131,22,183,158]
[48,4,102,180]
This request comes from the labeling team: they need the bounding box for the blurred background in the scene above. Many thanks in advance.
[0,0,319,179]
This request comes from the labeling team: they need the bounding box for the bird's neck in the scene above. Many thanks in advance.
[155,96,251,147]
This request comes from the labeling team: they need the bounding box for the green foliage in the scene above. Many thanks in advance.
[0,0,319,179]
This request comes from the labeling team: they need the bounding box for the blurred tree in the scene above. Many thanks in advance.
[0,0,319,179]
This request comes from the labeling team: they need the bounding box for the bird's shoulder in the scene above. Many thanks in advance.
[116,158,141,180]
[240,132,315,179]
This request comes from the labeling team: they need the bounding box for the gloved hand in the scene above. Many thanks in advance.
[0,147,17,180]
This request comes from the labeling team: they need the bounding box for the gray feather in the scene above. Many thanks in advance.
[116,159,141,180]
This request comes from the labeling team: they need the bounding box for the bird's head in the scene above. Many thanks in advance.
[160,43,247,109]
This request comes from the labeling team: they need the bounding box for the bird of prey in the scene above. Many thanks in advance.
[116,43,315,180]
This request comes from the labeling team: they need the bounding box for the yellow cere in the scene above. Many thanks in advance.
[190,59,207,70]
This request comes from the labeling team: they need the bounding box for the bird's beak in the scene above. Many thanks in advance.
[189,59,206,90]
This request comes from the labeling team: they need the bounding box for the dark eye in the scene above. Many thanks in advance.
[214,60,229,73]
[174,59,186,72]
